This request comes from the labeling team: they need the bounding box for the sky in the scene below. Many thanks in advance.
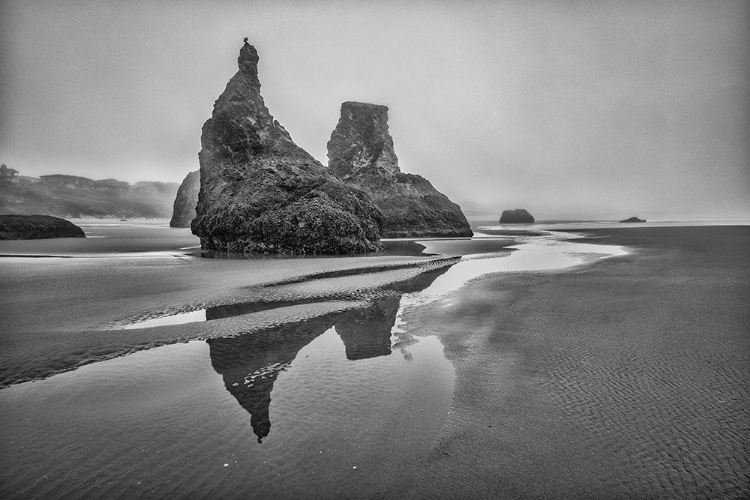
[1,0,748,220]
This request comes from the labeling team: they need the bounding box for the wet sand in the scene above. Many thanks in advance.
[1,222,748,498]
[386,226,750,498]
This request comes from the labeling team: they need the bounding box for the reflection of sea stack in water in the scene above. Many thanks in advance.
[191,43,383,255]
[169,170,199,228]
[207,263,456,443]
[207,315,337,442]
[327,101,473,238]
[335,297,400,360]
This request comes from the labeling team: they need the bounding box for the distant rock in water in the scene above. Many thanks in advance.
[191,43,383,255]
[620,216,646,223]
[0,215,85,240]
[499,209,535,224]
[327,101,473,238]
[170,170,199,228]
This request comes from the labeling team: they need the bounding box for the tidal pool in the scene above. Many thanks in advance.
[0,300,454,499]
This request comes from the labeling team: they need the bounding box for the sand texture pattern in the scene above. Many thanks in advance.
[382,226,750,499]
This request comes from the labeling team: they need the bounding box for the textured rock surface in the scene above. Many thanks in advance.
[499,209,535,224]
[620,216,646,223]
[191,43,383,254]
[328,101,473,238]
[0,215,85,240]
[170,170,200,228]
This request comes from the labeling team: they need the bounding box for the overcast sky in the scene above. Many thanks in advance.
[1,0,748,220]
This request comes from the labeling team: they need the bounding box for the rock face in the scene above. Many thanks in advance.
[327,101,473,238]
[191,43,383,254]
[0,215,86,240]
[499,209,535,224]
[170,170,200,228]
[620,216,646,223]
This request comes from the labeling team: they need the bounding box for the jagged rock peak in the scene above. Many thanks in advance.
[237,42,260,87]
[328,101,400,179]
[200,42,305,161]
[192,43,383,255]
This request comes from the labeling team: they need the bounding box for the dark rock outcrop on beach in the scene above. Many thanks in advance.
[499,209,535,224]
[170,170,200,228]
[327,101,473,238]
[0,214,85,240]
[620,216,646,223]
[191,43,383,254]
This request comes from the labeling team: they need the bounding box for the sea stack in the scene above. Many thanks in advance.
[170,170,200,228]
[620,216,646,223]
[191,43,383,254]
[327,101,473,238]
[499,209,534,224]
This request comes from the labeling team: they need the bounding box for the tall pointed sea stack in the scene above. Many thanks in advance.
[192,43,383,254]
[327,101,473,238]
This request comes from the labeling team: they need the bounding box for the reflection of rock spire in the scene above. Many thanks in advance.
[334,296,400,360]
[207,314,338,442]
[207,261,456,442]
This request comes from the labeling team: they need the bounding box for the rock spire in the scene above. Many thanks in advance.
[327,101,473,238]
[191,43,383,254]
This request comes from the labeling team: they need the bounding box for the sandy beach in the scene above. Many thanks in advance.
[0,220,748,498]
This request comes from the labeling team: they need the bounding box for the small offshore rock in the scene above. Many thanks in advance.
[499,209,535,224]
[0,214,86,240]
[619,216,646,223]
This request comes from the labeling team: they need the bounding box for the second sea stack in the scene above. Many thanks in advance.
[191,43,383,254]
[170,170,200,228]
[327,101,473,238]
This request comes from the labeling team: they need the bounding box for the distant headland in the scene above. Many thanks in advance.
[0,164,178,219]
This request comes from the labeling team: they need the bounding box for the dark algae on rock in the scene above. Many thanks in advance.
[499,208,535,223]
[0,214,85,240]
[191,43,383,255]
[328,101,473,238]
[170,170,199,228]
